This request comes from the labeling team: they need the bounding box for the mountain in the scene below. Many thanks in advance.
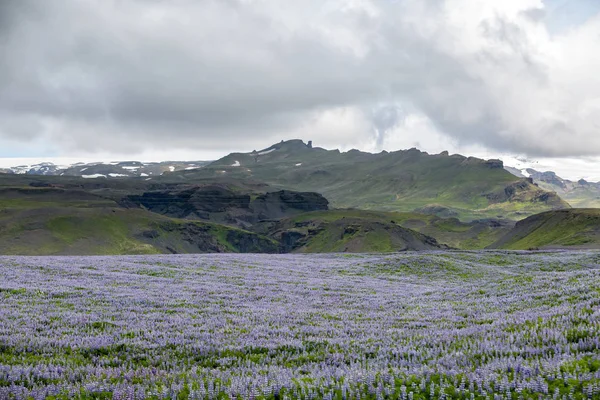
[505,167,600,208]
[172,139,569,221]
[0,160,211,178]
[0,140,587,255]
[491,209,600,250]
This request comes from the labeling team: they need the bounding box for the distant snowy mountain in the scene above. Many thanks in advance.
[499,154,600,183]
[0,160,211,178]
[504,165,600,208]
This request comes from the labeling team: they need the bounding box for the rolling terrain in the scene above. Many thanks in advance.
[252,209,514,251]
[491,209,600,250]
[0,175,445,254]
[0,187,280,255]
[175,140,568,221]
[3,139,600,255]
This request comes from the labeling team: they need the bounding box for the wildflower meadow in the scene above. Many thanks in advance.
[1,251,599,399]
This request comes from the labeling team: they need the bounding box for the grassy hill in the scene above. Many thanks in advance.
[491,209,600,250]
[0,187,278,255]
[174,140,569,221]
[252,209,514,251]
[253,212,444,253]
[0,179,504,254]
[0,185,452,255]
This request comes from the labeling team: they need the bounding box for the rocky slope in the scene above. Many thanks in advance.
[0,174,332,254]
[123,186,329,228]
[0,189,279,255]
[505,167,600,208]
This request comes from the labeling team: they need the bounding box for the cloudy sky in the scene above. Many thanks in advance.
[1,0,600,179]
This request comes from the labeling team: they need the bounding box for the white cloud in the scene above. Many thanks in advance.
[0,0,599,161]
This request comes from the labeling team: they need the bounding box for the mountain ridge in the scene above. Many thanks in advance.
[505,166,600,208]
[0,160,211,179]
[173,139,569,221]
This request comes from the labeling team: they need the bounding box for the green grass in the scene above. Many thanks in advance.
[494,209,600,250]
[0,205,278,255]
[46,214,159,255]
[300,224,396,253]
[282,209,512,250]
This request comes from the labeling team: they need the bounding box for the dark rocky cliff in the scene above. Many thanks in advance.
[250,190,329,220]
[124,185,251,219]
[123,186,329,226]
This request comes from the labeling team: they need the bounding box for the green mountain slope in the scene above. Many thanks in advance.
[0,187,278,255]
[253,209,514,251]
[253,213,445,253]
[490,209,600,250]
[175,140,569,221]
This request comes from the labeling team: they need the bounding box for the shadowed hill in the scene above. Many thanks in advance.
[253,209,514,251]
[490,209,600,250]
[0,186,279,255]
[174,140,569,221]
[254,215,446,253]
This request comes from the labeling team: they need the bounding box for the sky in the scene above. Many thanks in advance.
[1,0,600,180]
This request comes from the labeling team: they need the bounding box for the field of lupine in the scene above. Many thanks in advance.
[1,252,600,399]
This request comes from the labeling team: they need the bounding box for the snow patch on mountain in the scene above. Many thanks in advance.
[82,174,106,179]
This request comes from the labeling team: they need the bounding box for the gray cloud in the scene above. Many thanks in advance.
[0,0,599,157]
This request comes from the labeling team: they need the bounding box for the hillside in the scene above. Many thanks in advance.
[174,140,569,221]
[252,212,445,253]
[506,167,600,208]
[0,185,279,255]
[0,140,586,255]
[253,209,514,251]
[490,209,600,250]
[0,184,449,254]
